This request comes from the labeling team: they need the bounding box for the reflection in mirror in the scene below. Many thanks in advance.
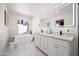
[40,3,76,28]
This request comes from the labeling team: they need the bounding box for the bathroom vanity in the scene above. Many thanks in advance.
[34,3,77,56]
[35,33,74,56]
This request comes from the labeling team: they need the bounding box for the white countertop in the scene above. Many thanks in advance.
[35,32,74,42]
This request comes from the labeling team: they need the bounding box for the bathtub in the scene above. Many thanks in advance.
[15,34,34,44]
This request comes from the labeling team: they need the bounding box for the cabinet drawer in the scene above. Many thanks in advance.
[41,36,47,41]
[35,35,40,38]
[41,42,47,48]
[41,39,47,43]
[48,37,54,43]
[35,38,40,42]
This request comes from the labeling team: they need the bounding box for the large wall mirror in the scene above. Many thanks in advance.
[40,3,77,28]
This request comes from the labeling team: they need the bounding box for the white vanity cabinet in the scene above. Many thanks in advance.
[35,33,74,56]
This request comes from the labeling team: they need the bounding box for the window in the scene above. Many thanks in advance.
[18,24,28,34]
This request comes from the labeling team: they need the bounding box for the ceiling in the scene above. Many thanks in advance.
[6,3,61,17]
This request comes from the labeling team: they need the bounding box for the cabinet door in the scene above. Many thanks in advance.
[35,35,41,48]
[41,36,47,54]
[57,45,69,56]
[48,44,56,56]
[48,43,56,56]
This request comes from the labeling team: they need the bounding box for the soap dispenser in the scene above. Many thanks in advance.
[60,30,62,35]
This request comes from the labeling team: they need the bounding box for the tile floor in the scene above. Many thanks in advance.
[5,41,46,56]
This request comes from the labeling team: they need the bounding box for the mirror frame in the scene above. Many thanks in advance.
[64,3,76,27]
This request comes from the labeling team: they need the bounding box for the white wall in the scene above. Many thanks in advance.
[0,4,9,55]
[32,16,40,34]
[8,13,32,37]
[0,27,9,55]
[0,4,5,27]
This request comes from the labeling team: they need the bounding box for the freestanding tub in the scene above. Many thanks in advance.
[15,34,34,44]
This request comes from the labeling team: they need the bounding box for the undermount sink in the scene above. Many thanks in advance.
[63,33,74,37]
